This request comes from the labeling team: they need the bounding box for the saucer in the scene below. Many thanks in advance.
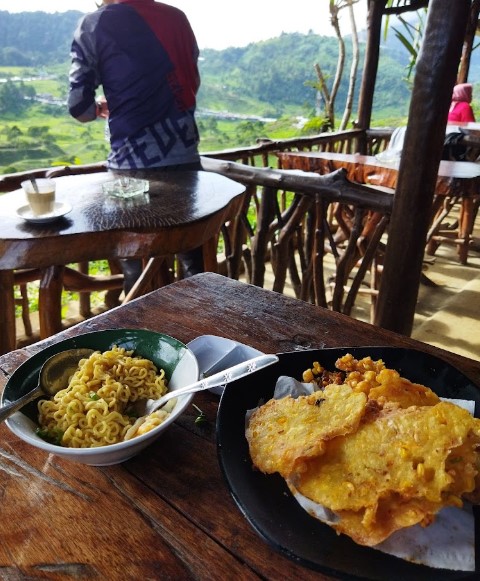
[17,202,72,224]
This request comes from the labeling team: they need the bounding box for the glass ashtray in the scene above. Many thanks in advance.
[102,178,149,199]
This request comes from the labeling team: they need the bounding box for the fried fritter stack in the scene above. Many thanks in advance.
[246,355,480,546]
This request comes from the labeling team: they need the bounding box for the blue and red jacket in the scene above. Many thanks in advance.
[68,0,200,169]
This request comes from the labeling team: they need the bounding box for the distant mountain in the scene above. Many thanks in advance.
[198,31,411,118]
[3,9,476,121]
[0,10,82,65]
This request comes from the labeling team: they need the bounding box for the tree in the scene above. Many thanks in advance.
[386,4,428,82]
[6,125,23,146]
[0,47,31,66]
[313,0,361,130]
[0,81,29,115]
[339,1,360,129]
[27,126,51,143]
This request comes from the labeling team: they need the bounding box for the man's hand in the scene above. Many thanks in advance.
[96,96,109,119]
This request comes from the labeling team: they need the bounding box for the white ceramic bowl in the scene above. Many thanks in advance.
[1,329,199,466]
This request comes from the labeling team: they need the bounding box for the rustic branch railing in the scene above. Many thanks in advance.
[199,129,394,319]
[201,128,393,167]
[0,129,392,192]
[200,156,393,318]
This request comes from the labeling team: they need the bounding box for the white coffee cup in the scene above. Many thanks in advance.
[21,179,56,216]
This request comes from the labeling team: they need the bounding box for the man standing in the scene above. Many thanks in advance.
[68,0,200,170]
[68,0,203,284]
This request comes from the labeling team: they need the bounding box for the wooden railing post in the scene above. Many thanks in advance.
[374,0,470,335]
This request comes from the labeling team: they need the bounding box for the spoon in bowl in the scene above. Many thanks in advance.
[0,351,279,427]
[131,353,279,419]
[0,348,95,424]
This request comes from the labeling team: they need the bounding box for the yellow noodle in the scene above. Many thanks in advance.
[37,346,168,448]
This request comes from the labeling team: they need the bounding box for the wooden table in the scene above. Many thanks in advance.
[0,171,245,355]
[448,122,480,160]
[448,121,480,134]
[277,151,480,264]
[0,273,479,580]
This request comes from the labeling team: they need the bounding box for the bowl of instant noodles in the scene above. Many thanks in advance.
[1,329,199,466]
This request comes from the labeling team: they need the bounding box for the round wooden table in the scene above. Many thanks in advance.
[0,170,245,354]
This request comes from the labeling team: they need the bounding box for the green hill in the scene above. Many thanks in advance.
[0,10,82,65]
[0,10,412,121]
[198,32,411,120]
[0,10,427,173]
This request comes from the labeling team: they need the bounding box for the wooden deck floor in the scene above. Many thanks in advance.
[260,242,480,362]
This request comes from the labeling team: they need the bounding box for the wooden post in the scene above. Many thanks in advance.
[457,0,480,83]
[356,0,385,135]
[39,265,64,338]
[374,0,470,335]
[0,270,16,355]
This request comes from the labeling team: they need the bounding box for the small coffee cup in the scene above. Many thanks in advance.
[21,179,56,216]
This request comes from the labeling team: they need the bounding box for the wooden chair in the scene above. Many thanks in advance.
[35,163,130,334]
[44,163,193,313]
[13,268,42,337]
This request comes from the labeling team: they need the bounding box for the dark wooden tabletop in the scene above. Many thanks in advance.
[447,121,480,133]
[0,170,246,269]
[0,273,479,580]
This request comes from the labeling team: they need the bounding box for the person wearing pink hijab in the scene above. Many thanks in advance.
[448,83,475,122]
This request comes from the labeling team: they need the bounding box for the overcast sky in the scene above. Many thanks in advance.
[0,1,368,50]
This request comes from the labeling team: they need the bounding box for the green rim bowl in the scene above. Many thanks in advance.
[1,329,199,466]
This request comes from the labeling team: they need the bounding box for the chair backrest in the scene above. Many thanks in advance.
[0,162,107,194]
[388,126,407,152]
[375,126,406,163]
[45,162,107,179]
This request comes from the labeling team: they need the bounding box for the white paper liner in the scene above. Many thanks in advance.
[289,484,474,571]
[247,376,476,571]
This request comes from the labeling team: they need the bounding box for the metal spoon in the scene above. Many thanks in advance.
[30,178,40,193]
[0,348,95,424]
[135,353,279,417]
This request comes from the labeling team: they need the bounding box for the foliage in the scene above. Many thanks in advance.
[385,6,428,81]
[0,10,414,125]
[301,117,330,134]
[0,104,109,174]
[0,15,432,177]
[0,80,34,114]
[199,32,370,116]
[0,10,81,66]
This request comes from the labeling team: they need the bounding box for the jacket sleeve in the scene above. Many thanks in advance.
[67,13,102,123]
